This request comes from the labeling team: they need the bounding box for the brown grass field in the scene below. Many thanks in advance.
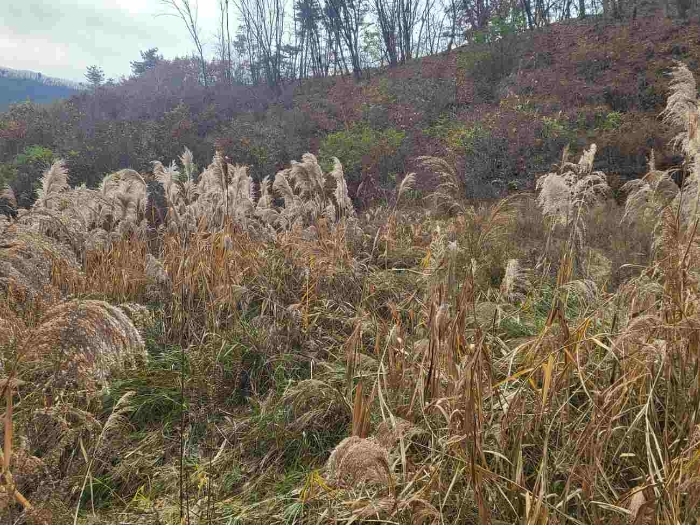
[1,61,699,524]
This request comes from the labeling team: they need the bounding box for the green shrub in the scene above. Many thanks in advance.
[14,144,54,166]
[540,116,570,139]
[599,111,623,131]
[6,144,55,207]
[0,163,17,189]
[424,116,491,153]
[319,124,406,187]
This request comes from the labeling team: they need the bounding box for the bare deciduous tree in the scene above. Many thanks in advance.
[324,0,365,80]
[161,0,209,86]
[233,0,286,90]
[217,0,234,84]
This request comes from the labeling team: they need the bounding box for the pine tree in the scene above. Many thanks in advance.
[85,65,105,88]
[130,48,162,77]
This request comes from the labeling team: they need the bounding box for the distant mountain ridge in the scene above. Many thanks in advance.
[0,66,87,111]
[0,66,87,90]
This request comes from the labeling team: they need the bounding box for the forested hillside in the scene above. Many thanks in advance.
[0,68,82,112]
[1,7,698,208]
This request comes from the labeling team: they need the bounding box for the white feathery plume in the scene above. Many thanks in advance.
[180,147,196,181]
[330,157,354,218]
[500,259,530,303]
[36,159,69,206]
[536,144,610,227]
[661,61,699,158]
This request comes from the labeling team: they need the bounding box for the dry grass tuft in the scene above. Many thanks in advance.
[282,378,350,434]
[0,227,80,313]
[28,300,146,390]
[325,436,392,488]
[500,258,530,302]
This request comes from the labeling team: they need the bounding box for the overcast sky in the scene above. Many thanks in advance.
[1,0,222,82]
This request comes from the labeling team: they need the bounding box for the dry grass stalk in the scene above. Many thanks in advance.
[281,379,350,433]
[351,381,375,439]
[500,258,530,303]
[0,378,38,517]
[417,156,465,214]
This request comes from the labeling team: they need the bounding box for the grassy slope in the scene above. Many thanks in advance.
[290,15,698,193]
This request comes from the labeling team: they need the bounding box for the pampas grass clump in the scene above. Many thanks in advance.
[34,160,69,209]
[282,378,350,433]
[536,144,610,228]
[274,153,355,228]
[0,227,80,308]
[28,300,147,390]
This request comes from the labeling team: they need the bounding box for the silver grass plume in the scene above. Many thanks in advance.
[536,144,610,227]
[256,176,280,225]
[622,154,679,224]
[114,191,135,222]
[500,259,530,303]
[394,172,416,209]
[661,64,700,231]
[330,157,355,219]
[113,169,146,191]
[35,159,69,207]
[674,156,700,228]
[197,151,228,195]
[289,153,326,200]
[661,61,699,159]
[151,160,166,183]
[274,170,296,209]
[223,164,255,226]
[179,147,196,181]
[154,161,181,206]
[257,176,274,210]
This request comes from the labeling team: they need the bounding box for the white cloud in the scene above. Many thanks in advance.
[1,0,224,82]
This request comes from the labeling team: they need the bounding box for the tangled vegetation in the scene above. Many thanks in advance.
[0,61,699,524]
